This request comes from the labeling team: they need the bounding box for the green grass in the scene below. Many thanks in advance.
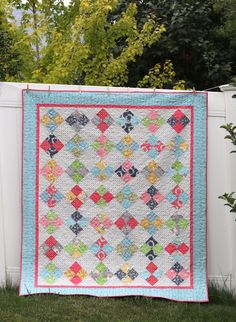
[0,285,236,322]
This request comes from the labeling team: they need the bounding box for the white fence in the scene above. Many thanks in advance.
[0,82,236,290]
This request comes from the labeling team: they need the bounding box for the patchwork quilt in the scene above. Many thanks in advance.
[20,89,208,301]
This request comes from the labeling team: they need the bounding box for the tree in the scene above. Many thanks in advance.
[7,0,184,87]
[32,0,169,86]
[0,1,24,80]
[11,0,67,64]
[118,0,236,89]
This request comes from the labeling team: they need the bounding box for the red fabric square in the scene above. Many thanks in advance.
[70,262,82,273]
[90,192,101,203]
[146,275,158,285]
[53,139,64,151]
[165,243,177,254]
[40,140,51,151]
[71,185,82,196]
[172,186,183,197]
[45,249,57,260]
[146,262,158,273]
[115,218,125,229]
[103,191,114,202]
[172,109,185,121]
[72,198,83,209]
[97,109,109,119]
[96,237,107,248]
[97,121,109,133]
[178,243,189,254]
[127,217,138,229]
[96,249,107,261]
[172,123,184,133]
[45,236,57,247]
[172,199,183,209]
[71,275,82,285]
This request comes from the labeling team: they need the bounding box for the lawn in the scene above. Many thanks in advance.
[0,285,236,322]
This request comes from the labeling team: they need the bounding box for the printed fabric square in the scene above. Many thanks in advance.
[20,89,208,302]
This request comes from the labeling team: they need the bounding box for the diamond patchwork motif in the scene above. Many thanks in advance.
[170,160,188,184]
[40,262,62,284]
[140,237,163,260]
[118,109,139,133]
[66,211,88,235]
[36,106,194,291]
[40,185,64,208]
[41,109,64,132]
[90,213,113,234]
[167,109,190,133]
[116,135,139,158]
[90,185,114,207]
[115,211,138,235]
[116,186,138,209]
[165,214,189,236]
[41,160,63,183]
[165,238,189,262]
[40,210,63,234]
[66,134,89,157]
[165,262,190,285]
[64,240,88,258]
[140,211,164,235]
[142,110,165,133]
[141,135,165,158]
[90,262,113,285]
[40,134,64,158]
[66,185,87,209]
[115,264,138,284]
[91,160,114,181]
[140,262,163,285]
[66,160,89,183]
[142,161,165,184]
[90,236,113,261]
[40,236,63,260]
[116,237,138,261]
[140,185,164,210]
[115,160,139,183]
[64,262,87,285]
[65,111,89,132]
[166,135,189,158]
[166,185,189,209]
[91,134,114,157]
[92,108,114,133]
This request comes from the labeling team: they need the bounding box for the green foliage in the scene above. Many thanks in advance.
[219,123,236,216]
[219,192,236,214]
[137,60,185,89]
[220,123,236,153]
[33,0,167,86]
[0,1,24,81]
[4,0,235,88]
[124,0,236,89]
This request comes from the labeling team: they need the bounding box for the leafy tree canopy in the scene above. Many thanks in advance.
[123,0,236,89]
[1,0,235,89]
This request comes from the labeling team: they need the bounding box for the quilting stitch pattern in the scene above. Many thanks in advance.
[37,105,192,288]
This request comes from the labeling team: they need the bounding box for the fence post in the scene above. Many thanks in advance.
[220,84,236,291]
[0,150,6,287]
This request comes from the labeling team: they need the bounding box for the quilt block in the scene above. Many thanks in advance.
[20,89,208,301]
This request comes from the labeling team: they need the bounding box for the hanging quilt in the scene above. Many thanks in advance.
[20,89,208,301]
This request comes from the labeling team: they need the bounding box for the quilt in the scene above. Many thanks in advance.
[20,89,208,301]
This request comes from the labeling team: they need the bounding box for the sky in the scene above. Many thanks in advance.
[63,0,71,5]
